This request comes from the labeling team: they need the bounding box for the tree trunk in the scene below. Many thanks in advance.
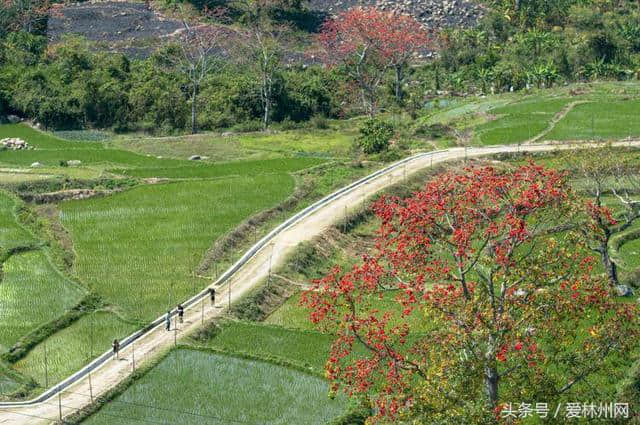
[191,83,197,134]
[484,364,499,408]
[263,95,270,130]
[601,248,619,286]
[395,65,403,103]
[484,337,499,410]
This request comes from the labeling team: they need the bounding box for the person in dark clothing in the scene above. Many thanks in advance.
[177,304,184,323]
[209,287,216,305]
[165,310,171,331]
[112,339,120,359]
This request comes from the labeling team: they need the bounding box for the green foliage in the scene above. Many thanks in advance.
[436,1,640,94]
[357,118,394,154]
[114,157,324,179]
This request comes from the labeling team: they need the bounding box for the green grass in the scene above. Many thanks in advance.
[113,127,357,163]
[546,99,640,140]
[203,321,334,372]
[113,157,324,179]
[475,98,570,145]
[0,147,187,169]
[14,312,137,387]
[0,249,85,351]
[0,191,87,351]
[82,349,347,425]
[619,237,640,270]
[59,175,297,322]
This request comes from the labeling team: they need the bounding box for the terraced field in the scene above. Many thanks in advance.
[0,124,330,401]
[546,99,640,140]
[59,175,300,321]
[14,312,137,387]
[83,349,348,425]
[474,98,570,145]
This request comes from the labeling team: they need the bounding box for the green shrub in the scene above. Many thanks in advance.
[357,118,394,154]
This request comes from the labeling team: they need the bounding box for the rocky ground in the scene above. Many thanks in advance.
[48,1,183,58]
[47,0,483,59]
[307,0,484,29]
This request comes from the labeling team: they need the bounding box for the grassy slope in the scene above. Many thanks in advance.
[0,191,36,250]
[0,124,185,169]
[82,349,347,425]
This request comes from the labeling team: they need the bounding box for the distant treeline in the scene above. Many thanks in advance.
[0,0,639,132]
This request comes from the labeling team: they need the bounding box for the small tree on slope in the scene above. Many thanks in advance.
[302,164,639,423]
[159,8,226,134]
[564,145,640,287]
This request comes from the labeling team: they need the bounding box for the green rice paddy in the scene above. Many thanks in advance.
[0,249,85,350]
[546,100,640,141]
[14,312,137,387]
[475,98,570,145]
[59,175,298,322]
[82,349,348,425]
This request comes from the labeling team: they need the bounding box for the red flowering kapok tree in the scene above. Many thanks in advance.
[317,7,430,115]
[302,164,639,422]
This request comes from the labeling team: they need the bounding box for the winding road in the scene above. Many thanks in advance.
[1,140,638,424]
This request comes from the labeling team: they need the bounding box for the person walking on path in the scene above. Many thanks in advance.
[165,310,171,331]
[112,339,120,359]
[177,304,184,323]
[209,287,216,306]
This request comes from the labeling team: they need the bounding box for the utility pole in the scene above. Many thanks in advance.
[268,243,274,287]
[88,372,93,402]
[58,386,62,422]
[44,341,49,388]
[343,205,348,233]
